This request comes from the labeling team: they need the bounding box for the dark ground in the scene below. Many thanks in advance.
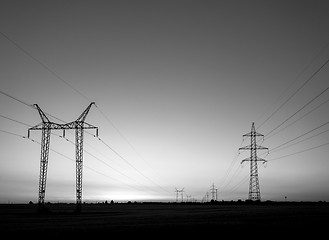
[1,201,328,237]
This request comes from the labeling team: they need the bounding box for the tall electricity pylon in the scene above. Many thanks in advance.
[239,122,268,201]
[28,102,98,212]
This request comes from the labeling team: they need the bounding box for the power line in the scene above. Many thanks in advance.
[264,128,329,156]
[264,86,329,137]
[60,133,149,187]
[268,120,329,153]
[0,90,67,124]
[257,58,329,130]
[0,31,91,103]
[0,114,32,127]
[218,136,249,194]
[94,104,173,188]
[220,163,244,193]
[0,90,34,109]
[265,96,329,140]
[225,174,249,195]
[0,129,26,138]
[97,136,171,194]
[255,40,329,126]
[267,142,329,162]
[219,138,245,185]
[219,151,240,190]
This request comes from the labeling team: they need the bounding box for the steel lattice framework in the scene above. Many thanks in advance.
[239,122,268,201]
[175,188,184,202]
[28,102,98,212]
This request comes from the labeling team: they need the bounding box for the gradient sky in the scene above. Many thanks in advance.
[1,0,329,203]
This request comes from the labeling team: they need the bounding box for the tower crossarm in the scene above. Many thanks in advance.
[241,157,267,163]
[243,132,264,137]
[242,122,265,138]
[29,122,63,130]
[60,121,98,130]
[239,144,268,150]
[29,102,97,132]
[28,121,98,135]
[28,122,62,138]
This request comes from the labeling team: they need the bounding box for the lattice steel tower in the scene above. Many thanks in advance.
[28,103,98,212]
[239,122,268,201]
[175,188,184,202]
[210,183,217,201]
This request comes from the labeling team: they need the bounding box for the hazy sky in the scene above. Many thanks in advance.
[1,0,329,203]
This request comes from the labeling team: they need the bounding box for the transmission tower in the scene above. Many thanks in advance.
[239,122,268,201]
[205,192,209,202]
[175,188,184,202]
[185,194,192,202]
[210,183,218,201]
[28,102,98,212]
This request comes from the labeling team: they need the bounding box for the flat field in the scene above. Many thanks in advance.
[1,202,328,237]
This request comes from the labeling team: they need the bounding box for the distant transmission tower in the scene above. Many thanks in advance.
[239,122,268,201]
[175,188,184,202]
[185,194,192,202]
[210,183,217,201]
[28,103,98,212]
